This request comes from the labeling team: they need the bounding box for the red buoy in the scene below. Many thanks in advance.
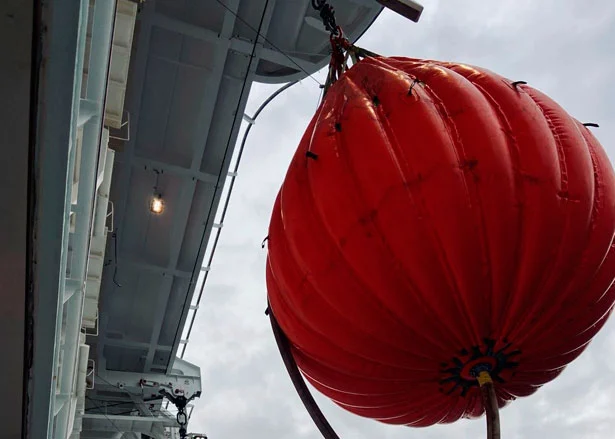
[266,56,615,426]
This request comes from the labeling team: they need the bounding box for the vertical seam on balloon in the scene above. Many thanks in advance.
[417,72,485,348]
[428,67,498,345]
[582,126,615,258]
[461,72,521,348]
[364,77,480,351]
[513,93,607,352]
[520,123,612,357]
[529,125,615,345]
[284,80,449,364]
[575,126,614,306]
[302,77,463,356]
[443,67,515,343]
[340,71,472,351]
[398,63,498,423]
[502,90,574,345]
[582,130,603,235]
[460,79,524,343]
[322,66,477,422]
[342,67,476,424]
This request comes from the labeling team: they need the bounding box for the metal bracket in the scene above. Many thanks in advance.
[376,0,423,22]
[242,113,256,124]
[160,388,202,439]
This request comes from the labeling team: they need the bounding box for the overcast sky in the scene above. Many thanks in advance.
[183,1,615,438]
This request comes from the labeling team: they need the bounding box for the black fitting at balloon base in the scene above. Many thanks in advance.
[439,338,520,396]
[439,340,512,438]
[470,363,494,378]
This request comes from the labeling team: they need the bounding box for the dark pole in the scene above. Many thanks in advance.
[477,372,501,439]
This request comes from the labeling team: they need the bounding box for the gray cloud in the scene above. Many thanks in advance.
[183,1,615,438]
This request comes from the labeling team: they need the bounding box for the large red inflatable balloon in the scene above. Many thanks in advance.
[266,56,615,426]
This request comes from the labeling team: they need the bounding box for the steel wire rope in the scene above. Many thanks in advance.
[179,79,299,359]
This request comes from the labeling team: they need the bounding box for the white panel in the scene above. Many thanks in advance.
[105,0,137,128]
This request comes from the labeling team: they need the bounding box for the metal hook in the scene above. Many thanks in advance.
[311,0,340,36]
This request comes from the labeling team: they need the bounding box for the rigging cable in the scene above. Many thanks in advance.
[180,79,299,359]
[213,0,323,87]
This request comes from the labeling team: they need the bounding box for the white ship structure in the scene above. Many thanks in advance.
[1,1,421,438]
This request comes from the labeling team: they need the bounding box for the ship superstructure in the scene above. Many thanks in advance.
[2,1,421,438]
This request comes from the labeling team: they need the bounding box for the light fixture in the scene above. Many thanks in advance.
[150,194,164,214]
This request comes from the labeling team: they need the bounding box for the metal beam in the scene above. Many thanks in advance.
[142,274,175,371]
[114,155,219,184]
[154,11,317,75]
[25,1,84,438]
[151,12,226,47]
[149,53,212,73]
[114,257,193,279]
[189,0,243,172]
[83,413,177,426]
[260,46,316,72]
[56,1,117,437]
[99,1,154,367]
[230,38,317,73]
[101,338,173,352]
[98,360,201,397]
